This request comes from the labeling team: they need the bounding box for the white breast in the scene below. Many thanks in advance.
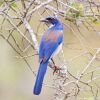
[51,43,62,58]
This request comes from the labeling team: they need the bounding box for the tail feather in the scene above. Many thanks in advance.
[33,61,48,95]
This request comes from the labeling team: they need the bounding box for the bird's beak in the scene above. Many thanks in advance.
[40,18,48,22]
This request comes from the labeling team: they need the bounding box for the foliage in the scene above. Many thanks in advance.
[68,2,84,19]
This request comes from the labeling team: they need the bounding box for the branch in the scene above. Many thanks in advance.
[26,0,53,17]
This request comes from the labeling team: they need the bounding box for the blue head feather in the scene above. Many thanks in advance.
[43,16,63,30]
[45,16,59,24]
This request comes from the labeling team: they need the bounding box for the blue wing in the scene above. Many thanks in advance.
[39,30,63,62]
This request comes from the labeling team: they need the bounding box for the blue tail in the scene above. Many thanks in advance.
[33,61,48,95]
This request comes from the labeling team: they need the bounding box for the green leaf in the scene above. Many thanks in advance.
[93,19,100,25]
[0,0,4,6]
[11,2,17,8]
[67,2,84,19]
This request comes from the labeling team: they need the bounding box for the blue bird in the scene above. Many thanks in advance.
[33,16,64,95]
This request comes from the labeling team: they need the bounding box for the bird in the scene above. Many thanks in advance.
[33,16,64,95]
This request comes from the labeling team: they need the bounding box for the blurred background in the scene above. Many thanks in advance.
[0,0,100,100]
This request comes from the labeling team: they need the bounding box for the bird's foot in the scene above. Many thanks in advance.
[53,65,61,75]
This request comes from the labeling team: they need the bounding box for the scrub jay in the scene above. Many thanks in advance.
[34,16,64,95]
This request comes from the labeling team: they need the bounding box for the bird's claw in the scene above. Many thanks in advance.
[53,65,61,75]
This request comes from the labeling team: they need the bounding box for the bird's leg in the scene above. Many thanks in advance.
[51,58,55,65]
[51,58,61,75]
[53,65,62,75]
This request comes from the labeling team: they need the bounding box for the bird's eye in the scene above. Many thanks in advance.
[47,18,53,20]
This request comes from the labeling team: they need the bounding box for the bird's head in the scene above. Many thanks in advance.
[40,16,60,25]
